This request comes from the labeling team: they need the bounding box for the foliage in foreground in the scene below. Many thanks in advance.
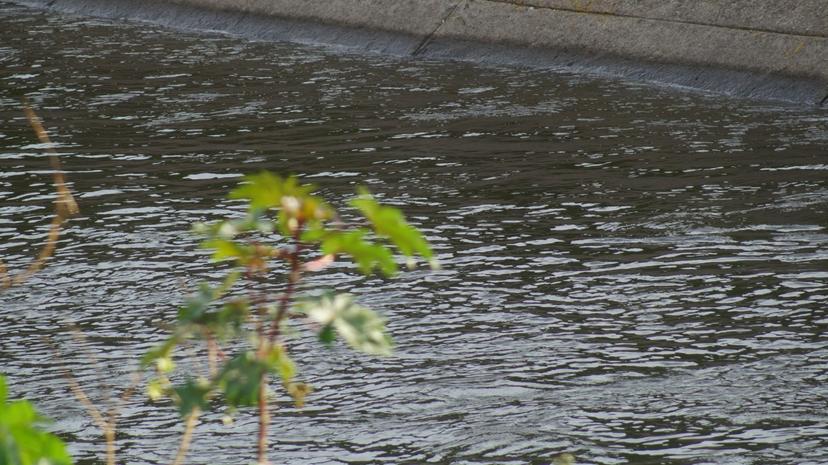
[141,172,436,464]
[0,375,72,465]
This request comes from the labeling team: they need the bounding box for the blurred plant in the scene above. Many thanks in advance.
[552,452,576,465]
[142,172,436,464]
[46,330,141,465]
[0,375,72,465]
[2,103,436,465]
[0,102,78,465]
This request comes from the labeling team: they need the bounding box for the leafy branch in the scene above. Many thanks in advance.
[143,172,436,464]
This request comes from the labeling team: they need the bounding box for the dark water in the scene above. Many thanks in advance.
[2,3,828,464]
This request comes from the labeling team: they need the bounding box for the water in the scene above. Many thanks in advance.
[1,3,828,464]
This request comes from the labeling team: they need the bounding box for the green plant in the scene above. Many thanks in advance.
[0,375,72,465]
[142,172,436,464]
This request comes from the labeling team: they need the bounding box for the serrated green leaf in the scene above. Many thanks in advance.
[217,352,266,408]
[229,171,287,210]
[229,173,333,222]
[319,229,397,277]
[173,379,211,417]
[172,277,247,340]
[350,188,432,262]
[263,345,295,383]
[334,302,393,356]
[296,293,393,356]
[0,375,73,465]
[201,238,253,262]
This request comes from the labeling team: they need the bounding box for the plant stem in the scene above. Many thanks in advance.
[171,410,199,465]
[206,333,218,378]
[62,368,115,465]
[256,223,305,464]
[257,372,269,465]
[48,337,117,465]
[104,427,116,465]
[269,226,304,342]
[1,102,79,290]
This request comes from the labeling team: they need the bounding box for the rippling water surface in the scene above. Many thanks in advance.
[2,3,828,464]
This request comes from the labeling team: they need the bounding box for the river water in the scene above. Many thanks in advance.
[1,3,828,465]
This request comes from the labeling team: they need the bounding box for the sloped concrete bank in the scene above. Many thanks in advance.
[11,0,828,104]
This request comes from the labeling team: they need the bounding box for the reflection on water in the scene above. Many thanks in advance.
[1,3,828,464]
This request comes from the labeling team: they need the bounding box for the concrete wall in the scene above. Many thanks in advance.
[13,0,828,104]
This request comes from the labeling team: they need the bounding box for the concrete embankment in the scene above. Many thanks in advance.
[11,0,828,104]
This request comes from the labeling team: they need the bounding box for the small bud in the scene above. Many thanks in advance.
[552,453,576,465]
[156,357,175,373]
[217,222,237,239]
[428,258,441,271]
[147,382,164,401]
[281,196,300,213]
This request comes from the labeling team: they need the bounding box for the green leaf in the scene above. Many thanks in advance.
[229,171,288,211]
[0,375,73,465]
[319,229,397,277]
[177,283,215,324]
[173,379,211,417]
[217,352,266,408]
[201,238,254,262]
[263,345,295,383]
[297,293,393,356]
[318,324,335,347]
[350,188,433,263]
[171,275,246,340]
[207,299,249,341]
[229,173,332,222]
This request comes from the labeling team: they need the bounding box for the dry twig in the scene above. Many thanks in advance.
[0,100,79,289]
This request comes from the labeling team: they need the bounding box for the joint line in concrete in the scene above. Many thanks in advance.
[412,0,465,56]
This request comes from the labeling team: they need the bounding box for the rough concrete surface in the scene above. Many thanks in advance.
[496,0,828,38]
[9,0,828,104]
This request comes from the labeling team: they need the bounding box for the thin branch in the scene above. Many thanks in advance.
[268,225,305,342]
[22,101,78,219]
[0,258,10,289]
[58,360,116,465]
[257,373,269,465]
[206,333,219,378]
[170,410,200,465]
[46,334,142,465]
[67,326,113,410]
[107,369,142,433]
[2,101,79,290]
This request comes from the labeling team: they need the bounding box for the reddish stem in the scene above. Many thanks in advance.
[257,220,305,464]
